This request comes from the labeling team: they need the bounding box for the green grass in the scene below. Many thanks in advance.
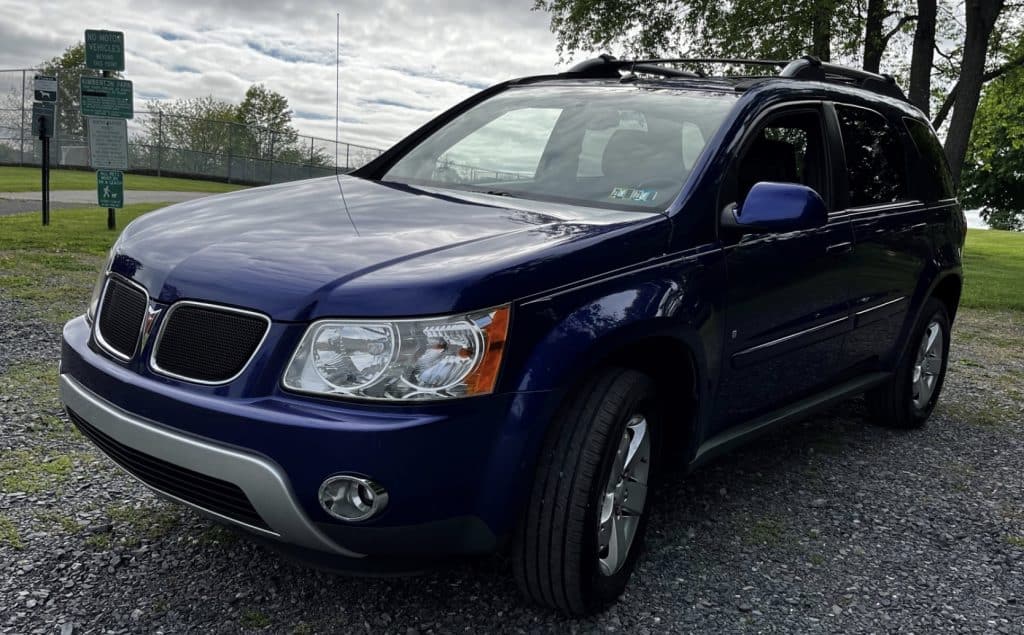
[0,450,75,493]
[0,205,162,324]
[241,610,271,629]
[107,504,180,539]
[34,510,82,535]
[743,518,785,546]
[0,203,162,254]
[0,166,244,193]
[0,515,22,549]
[963,229,1024,312]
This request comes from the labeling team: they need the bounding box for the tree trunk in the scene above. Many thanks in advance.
[863,0,887,73]
[908,0,937,115]
[944,0,1005,186]
[810,0,832,61]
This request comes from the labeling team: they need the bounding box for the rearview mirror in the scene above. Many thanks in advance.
[721,182,827,234]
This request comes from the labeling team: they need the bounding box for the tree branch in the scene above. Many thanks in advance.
[933,53,1024,129]
[882,14,918,45]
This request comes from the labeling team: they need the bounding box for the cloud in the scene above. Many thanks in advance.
[0,0,583,151]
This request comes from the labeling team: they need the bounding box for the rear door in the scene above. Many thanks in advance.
[826,103,932,368]
[711,103,856,430]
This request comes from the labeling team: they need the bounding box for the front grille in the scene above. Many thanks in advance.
[152,303,269,383]
[96,276,147,359]
[68,409,270,530]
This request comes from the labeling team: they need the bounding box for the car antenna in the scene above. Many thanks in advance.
[334,11,359,236]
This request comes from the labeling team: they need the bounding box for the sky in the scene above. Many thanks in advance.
[0,0,569,151]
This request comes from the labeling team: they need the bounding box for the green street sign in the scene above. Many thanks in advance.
[85,30,125,71]
[97,170,124,208]
[80,77,133,119]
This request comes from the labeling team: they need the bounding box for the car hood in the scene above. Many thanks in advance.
[114,176,666,321]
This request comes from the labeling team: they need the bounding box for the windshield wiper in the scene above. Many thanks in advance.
[482,189,522,198]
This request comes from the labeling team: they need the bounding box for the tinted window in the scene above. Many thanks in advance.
[836,106,908,207]
[735,111,827,204]
[903,118,956,200]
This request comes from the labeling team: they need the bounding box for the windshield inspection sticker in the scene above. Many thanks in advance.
[610,187,658,203]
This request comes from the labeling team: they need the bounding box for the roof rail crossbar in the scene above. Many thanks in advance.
[780,55,907,100]
[565,54,909,102]
[567,56,788,78]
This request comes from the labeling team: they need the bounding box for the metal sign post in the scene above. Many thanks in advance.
[84,28,130,230]
[102,70,115,230]
[38,115,50,226]
[31,87,56,226]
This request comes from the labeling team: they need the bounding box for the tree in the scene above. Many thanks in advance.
[39,42,115,140]
[137,97,239,174]
[908,0,936,114]
[960,52,1024,230]
[535,0,1020,183]
[942,0,1006,185]
[235,84,298,159]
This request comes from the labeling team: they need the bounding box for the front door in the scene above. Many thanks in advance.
[711,104,856,429]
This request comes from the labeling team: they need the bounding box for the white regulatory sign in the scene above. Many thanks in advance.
[87,116,128,170]
[33,74,57,102]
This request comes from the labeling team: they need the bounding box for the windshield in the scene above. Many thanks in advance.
[382,85,737,211]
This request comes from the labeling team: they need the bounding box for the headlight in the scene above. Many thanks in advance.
[86,245,118,323]
[283,305,510,401]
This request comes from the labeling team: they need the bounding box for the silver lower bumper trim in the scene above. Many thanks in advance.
[59,373,362,558]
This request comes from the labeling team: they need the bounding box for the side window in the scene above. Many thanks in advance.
[734,110,827,204]
[903,118,956,200]
[835,106,908,207]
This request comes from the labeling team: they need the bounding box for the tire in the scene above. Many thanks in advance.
[513,367,661,615]
[866,298,951,429]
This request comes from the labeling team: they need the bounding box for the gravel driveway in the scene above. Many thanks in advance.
[1,292,1022,634]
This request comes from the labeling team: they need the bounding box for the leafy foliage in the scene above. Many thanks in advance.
[40,42,119,139]
[961,61,1024,231]
[534,0,880,61]
[135,84,333,168]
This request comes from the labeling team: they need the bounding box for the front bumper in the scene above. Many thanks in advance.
[60,315,559,563]
[61,372,357,556]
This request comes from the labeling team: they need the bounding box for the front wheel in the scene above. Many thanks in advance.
[513,367,660,615]
[866,298,951,429]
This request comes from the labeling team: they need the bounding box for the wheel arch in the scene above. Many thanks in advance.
[931,272,963,323]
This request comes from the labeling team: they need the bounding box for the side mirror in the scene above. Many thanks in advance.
[720,182,828,234]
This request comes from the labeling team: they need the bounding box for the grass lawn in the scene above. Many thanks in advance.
[0,166,244,194]
[963,228,1024,312]
[0,205,161,323]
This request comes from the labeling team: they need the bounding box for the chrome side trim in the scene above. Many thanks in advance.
[60,374,362,558]
[855,295,907,317]
[92,274,150,363]
[149,300,272,386]
[736,315,849,356]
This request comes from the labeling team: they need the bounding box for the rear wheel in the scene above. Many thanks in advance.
[513,367,660,615]
[866,298,951,429]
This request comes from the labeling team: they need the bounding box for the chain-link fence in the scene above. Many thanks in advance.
[0,68,383,185]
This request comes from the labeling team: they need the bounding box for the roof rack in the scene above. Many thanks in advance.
[564,54,908,102]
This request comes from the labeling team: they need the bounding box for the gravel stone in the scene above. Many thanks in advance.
[1,292,1023,633]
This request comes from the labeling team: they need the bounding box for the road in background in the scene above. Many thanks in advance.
[0,189,210,217]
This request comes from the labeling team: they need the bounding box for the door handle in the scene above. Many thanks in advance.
[826,241,853,255]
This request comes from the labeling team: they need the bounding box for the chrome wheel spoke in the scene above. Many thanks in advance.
[620,477,647,515]
[911,320,944,409]
[597,413,652,577]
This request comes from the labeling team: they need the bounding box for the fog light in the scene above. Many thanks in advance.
[318,475,388,522]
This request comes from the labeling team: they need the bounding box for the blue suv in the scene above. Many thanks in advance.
[60,55,965,614]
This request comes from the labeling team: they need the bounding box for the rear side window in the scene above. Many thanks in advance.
[836,106,908,207]
[903,118,956,200]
